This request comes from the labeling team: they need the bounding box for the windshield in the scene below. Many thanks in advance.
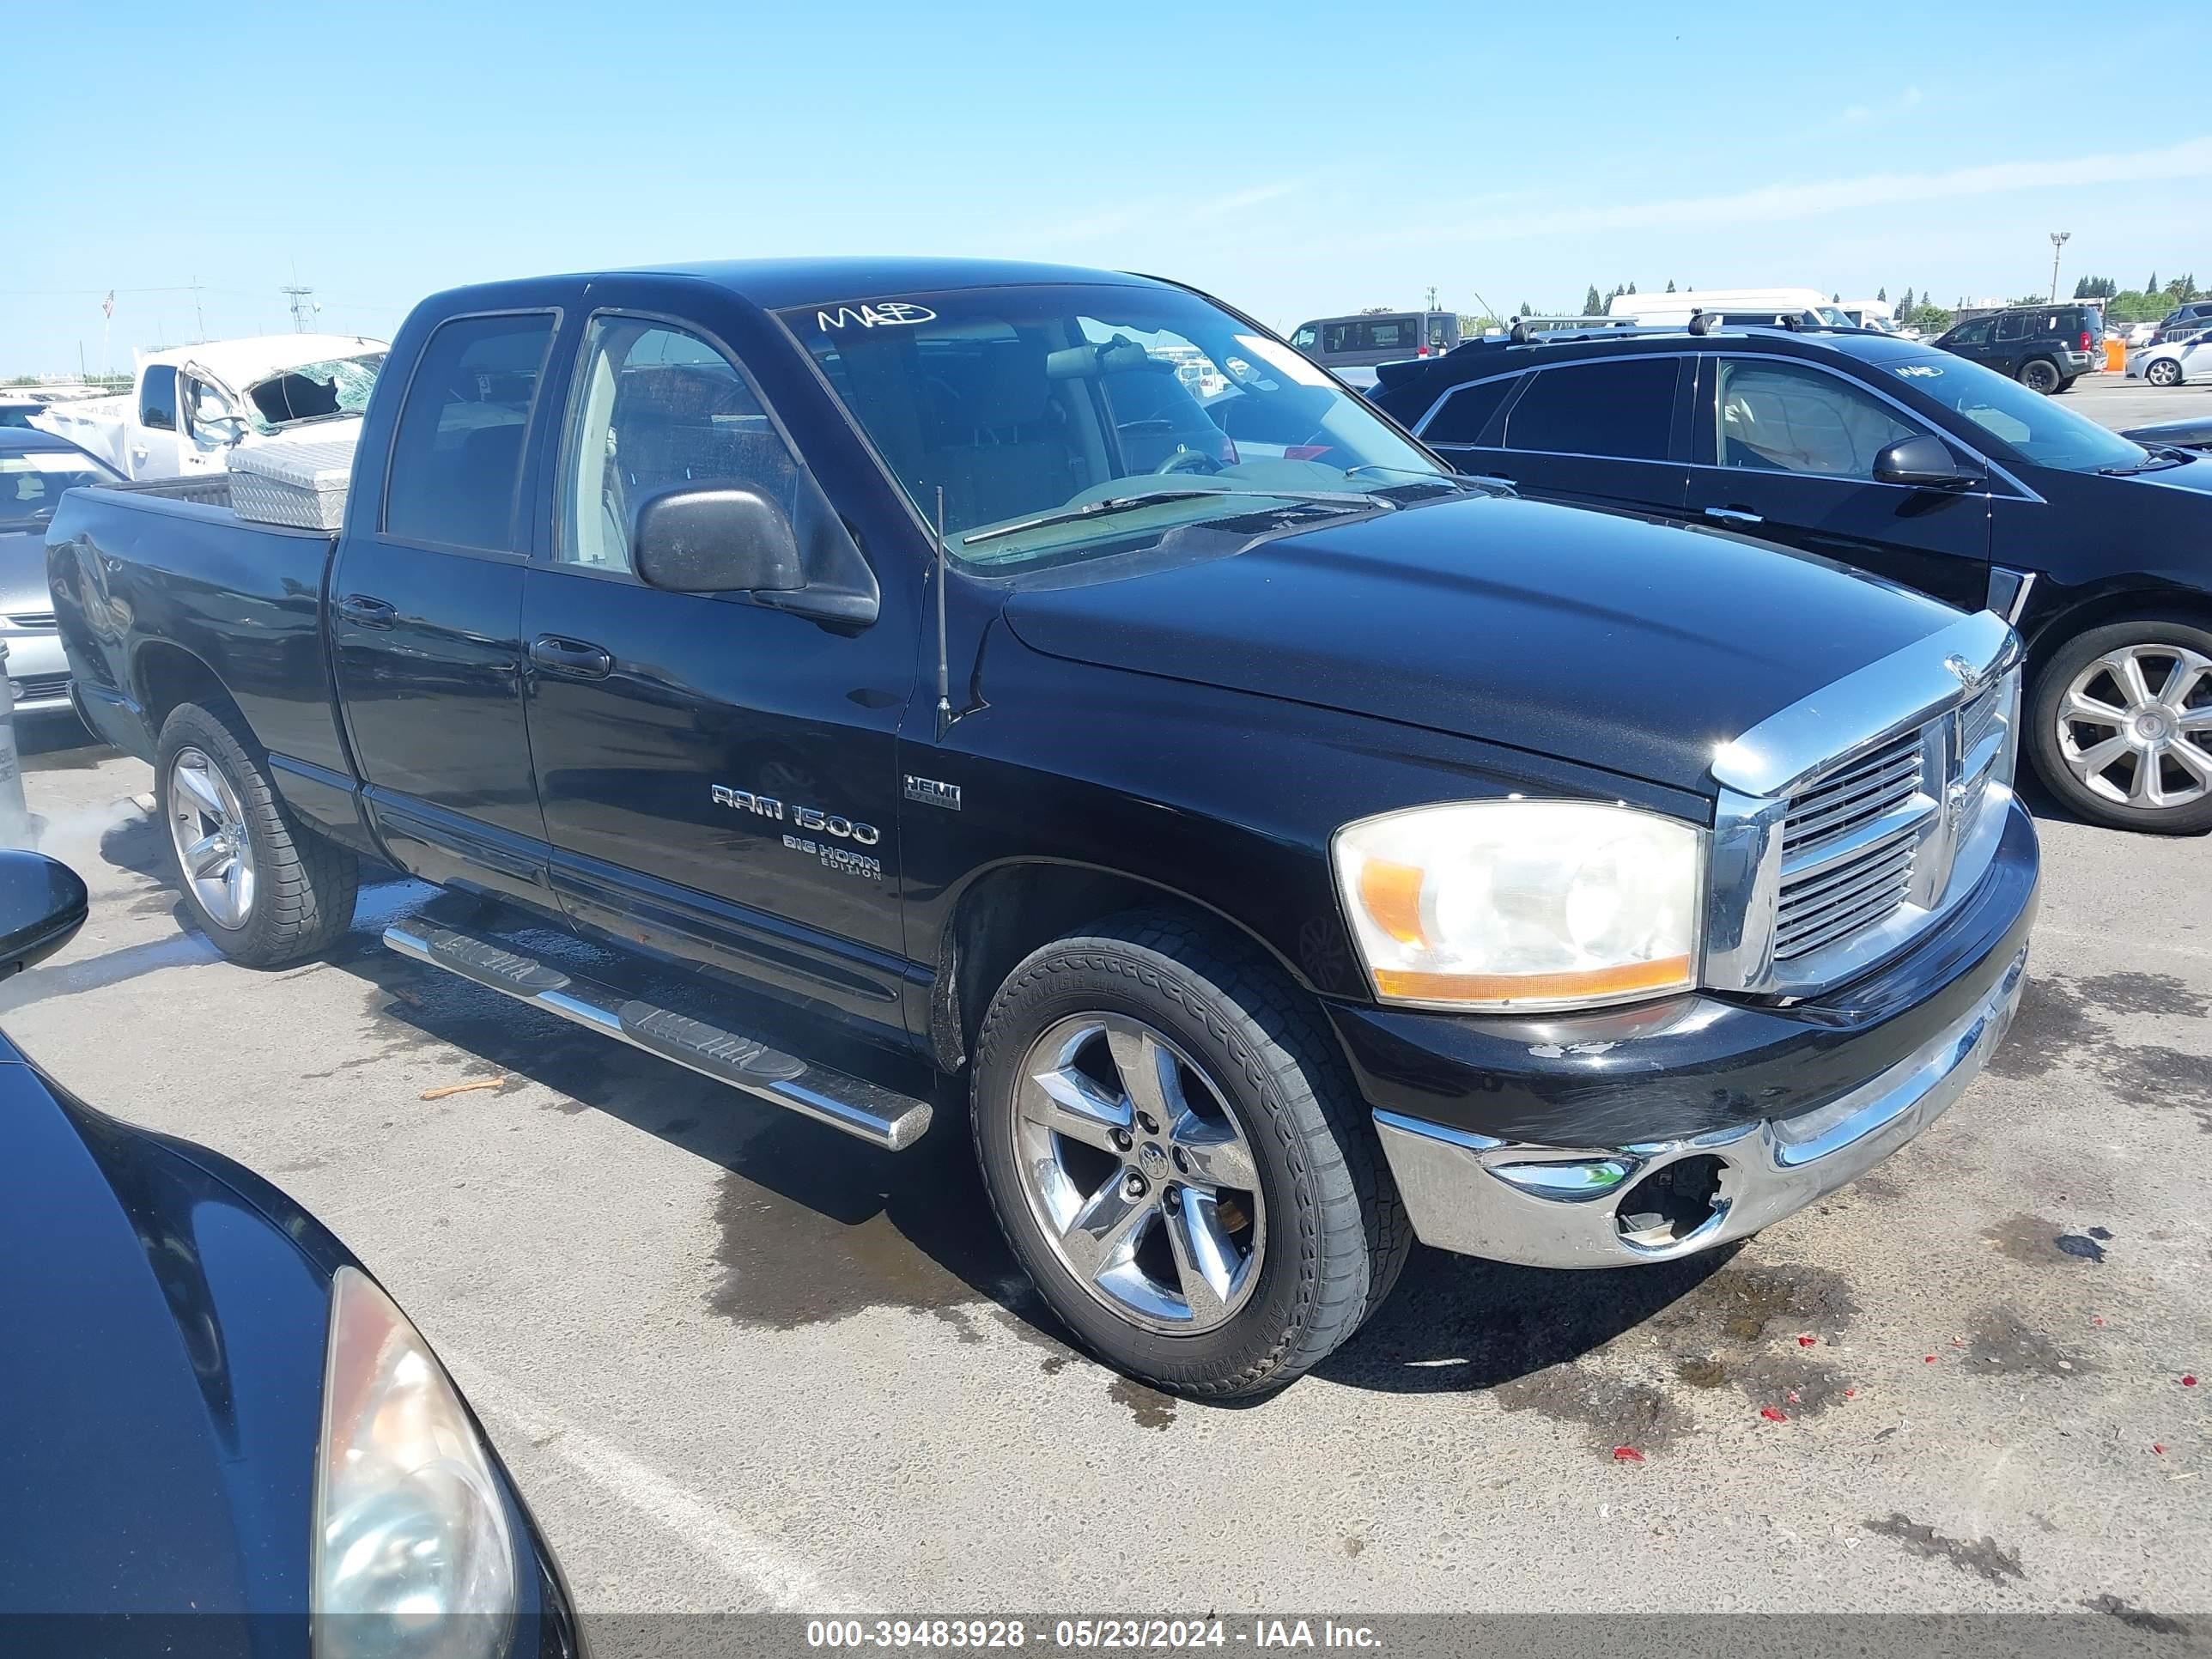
[2,448,115,524]
[777,284,1448,568]
[1881,353,2150,472]
[243,352,385,434]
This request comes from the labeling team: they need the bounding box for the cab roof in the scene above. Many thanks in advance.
[632,257,1175,313]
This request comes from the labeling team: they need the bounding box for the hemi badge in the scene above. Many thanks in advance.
[904,775,962,811]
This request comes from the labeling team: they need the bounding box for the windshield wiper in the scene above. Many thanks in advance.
[959,488,1388,548]
[2098,453,2188,476]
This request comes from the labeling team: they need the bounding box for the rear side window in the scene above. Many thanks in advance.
[140,364,177,432]
[1419,375,1516,444]
[383,312,557,551]
[1504,358,1678,461]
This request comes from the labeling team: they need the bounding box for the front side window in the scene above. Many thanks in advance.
[184,375,235,439]
[1426,315,1453,349]
[557,319,801,574]
[1504,358,1677,461]
[779,283,1449,571]
[383,313,556,551]
[140,364,177,431]
[1291,325,1317,349]
[1715,359,1917,477]
[1881,352,2150,472]
[1947,318,1995,347]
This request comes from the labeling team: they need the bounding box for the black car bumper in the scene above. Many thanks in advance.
[1325,797,2039,1267]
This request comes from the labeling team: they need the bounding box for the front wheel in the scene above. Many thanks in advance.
[2028,620,2212,833]
[2017,358,2061,394]
[2145,358,2184,388]
[971,913,1409,1398]
[156,700,361,965]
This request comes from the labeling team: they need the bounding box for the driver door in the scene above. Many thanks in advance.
[520,302,914,1032]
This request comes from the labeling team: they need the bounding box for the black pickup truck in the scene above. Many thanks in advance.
[47,258,2039,1398]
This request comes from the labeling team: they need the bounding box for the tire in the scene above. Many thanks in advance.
[2055,377,2078,394]
[971,911,1411,1399]
[2027,618,2212,835]
[2145,358,2182,388]
[155,700,361,965]
[2016,358,2061,394]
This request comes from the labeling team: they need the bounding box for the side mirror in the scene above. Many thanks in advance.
[1873,434,1980,491]
[632,484,805,595]
[0,851,89,980]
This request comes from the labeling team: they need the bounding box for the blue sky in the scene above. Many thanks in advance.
[9,0,2207,374]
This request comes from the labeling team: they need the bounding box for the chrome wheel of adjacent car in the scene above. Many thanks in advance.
[167,746,256,928]
[2145,358,2183,387]
[1010,1011,1266,1336]
[2056,644,2212,811]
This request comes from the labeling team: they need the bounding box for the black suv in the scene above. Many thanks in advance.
[1370,325,2212,832]
[1931,305,2100,393]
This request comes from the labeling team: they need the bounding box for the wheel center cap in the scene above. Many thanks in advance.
[2135,709,2172,742]
[1137,1142,1170,1179]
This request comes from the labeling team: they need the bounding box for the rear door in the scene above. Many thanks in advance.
[130,365,182,478]
[329,306,566,903]
[520,297,914,1029]
[1476,355,1691,514]
[1682,353,1991,609]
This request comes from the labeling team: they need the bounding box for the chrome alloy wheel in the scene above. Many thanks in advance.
[167,746,256,928]
[1011,1012,1266,1335]
[2057,644,2212,811]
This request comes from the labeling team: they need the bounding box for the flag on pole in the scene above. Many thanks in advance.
[101,291,115,319]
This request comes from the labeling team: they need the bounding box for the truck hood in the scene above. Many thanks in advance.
[1001,495,1965,797]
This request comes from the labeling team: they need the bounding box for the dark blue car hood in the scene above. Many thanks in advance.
[0,1051,331,1617]
[1003,494,1963,796]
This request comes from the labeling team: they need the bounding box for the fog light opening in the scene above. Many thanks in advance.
[1614,1155,1726,1249]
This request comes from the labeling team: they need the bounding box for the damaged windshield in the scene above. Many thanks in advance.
[777,285,1452,568]
[244,352,385,434]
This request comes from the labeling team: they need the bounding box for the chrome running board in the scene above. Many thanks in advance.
[382,924,933,1152]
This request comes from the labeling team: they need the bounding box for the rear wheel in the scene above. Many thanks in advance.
[2017,358,2061,394]
[156,701,361,965]
[2028,619,2212,834]
[971,912,1409,1398]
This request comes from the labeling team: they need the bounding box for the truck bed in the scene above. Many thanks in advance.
[46,481,355,801]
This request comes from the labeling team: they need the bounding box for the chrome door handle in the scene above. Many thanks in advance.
[1704,507,1764,526]
[336,593,398,629]
[529,635,615,679]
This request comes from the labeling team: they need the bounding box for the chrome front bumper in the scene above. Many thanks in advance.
[1372,944,2028,1269]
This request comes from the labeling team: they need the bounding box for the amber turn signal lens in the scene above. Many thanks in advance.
[1357,858,1428,946]
[1371,954,1694,1006]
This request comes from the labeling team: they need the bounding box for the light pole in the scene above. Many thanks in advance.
[2049,231,2071,302]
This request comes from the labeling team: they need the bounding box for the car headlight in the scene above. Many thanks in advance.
[313,1266,517,1659]
[1333,800,1703,1012]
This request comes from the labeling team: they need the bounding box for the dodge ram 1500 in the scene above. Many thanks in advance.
[48,258,2039,1397]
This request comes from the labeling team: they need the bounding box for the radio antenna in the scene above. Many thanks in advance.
[933,486,953,738]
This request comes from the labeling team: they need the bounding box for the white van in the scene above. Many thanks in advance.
[1605,288,1850,329]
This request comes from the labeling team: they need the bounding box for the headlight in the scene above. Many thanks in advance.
[313,1267,517,1659]
[1333,800,1702,1011]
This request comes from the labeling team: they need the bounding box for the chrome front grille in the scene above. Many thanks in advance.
[1774,732,1929,961]
[1703,611,2024,999]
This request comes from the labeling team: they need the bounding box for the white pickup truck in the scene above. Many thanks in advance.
[34,334,386,481]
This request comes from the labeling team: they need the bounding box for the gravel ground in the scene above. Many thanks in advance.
[3,374,2205,1626]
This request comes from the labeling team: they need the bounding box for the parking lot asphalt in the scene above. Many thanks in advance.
[2069,368,2212,434]
[5,374,2207,1621]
